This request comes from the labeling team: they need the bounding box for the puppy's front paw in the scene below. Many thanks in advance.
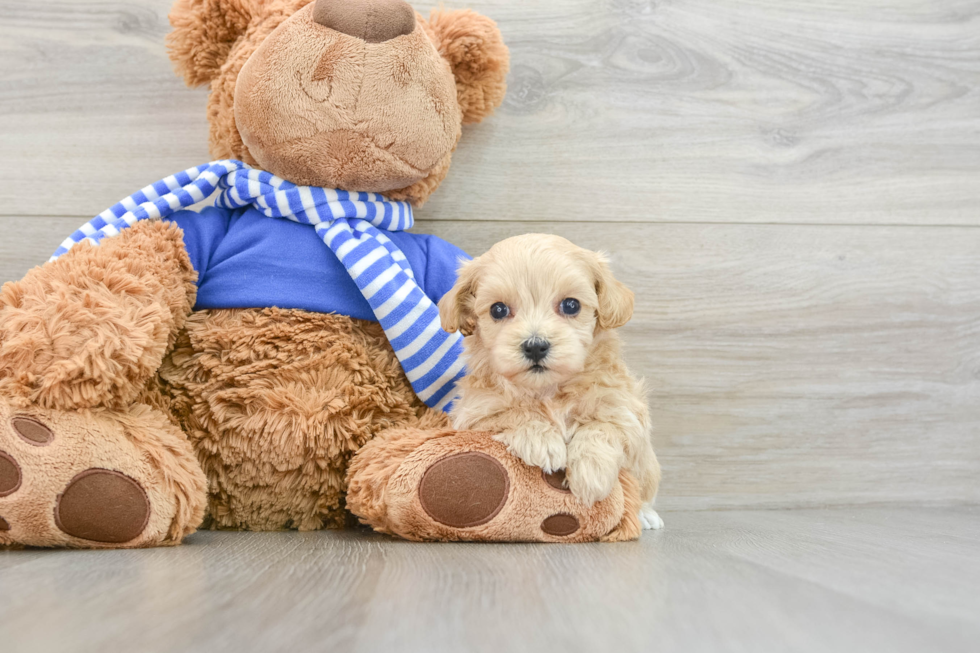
[496,426,566,473]
[565,441,620,506]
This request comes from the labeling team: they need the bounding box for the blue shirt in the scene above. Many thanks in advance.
[165,206,468,320]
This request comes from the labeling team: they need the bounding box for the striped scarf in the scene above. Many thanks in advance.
[52,160,465,411]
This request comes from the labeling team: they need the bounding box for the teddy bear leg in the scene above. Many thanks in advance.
[0,220,207,548]
[347,429,641,543]
[0,399,207,548]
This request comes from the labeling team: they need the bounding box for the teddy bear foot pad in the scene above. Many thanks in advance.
[0,401,205,549]
[419,453,585,537]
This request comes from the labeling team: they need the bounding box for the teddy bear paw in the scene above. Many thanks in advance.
[0,400,206,549]
[352,431,639,542]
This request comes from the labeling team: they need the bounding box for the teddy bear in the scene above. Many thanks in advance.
[346,427,642,542]
[0,0,640,547]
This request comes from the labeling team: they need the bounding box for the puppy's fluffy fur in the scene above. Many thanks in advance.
[439,234,662,528]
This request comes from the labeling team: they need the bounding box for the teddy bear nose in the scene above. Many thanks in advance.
[312,0,416,43]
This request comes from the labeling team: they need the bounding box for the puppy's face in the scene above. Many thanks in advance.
[440,235,634,390]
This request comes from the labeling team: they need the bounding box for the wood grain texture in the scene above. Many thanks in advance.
[4,217,978,509]
[2,4,977,648]
[1,0,979,224]
[1,507,978,653]
[423,220,980,509]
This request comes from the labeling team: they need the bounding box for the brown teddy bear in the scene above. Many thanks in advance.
[0,0,639,547]
[346,428,641,542]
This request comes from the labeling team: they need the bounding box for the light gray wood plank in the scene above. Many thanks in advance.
[0,217,72,282]
[417,220,980,510]
[1,0,979,224]
[3,217,979,509]
[0,507,978,653]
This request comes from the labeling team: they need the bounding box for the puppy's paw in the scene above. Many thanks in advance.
[640,504,664,530]
[495,426,566,473]
[565,441,620,506]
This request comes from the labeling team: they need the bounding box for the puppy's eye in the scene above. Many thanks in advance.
[559,298,581,316]
[490,302,510,320]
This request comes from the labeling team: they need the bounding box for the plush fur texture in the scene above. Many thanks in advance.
[0,399,208,548]
[312,0,416,44]
[439,235,662,512]
[234,2,461,193]
[0,223,208,548]
[167,0,508,205]
[0,0,513,548]
[160,308,427,531]
[346,428,640,542]
[168,0,256,87]
[423,9,509,125]
[0,220,197,411]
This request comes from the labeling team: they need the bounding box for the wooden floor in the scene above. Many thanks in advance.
[0,507,978,653]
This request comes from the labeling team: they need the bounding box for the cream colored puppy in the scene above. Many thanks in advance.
[439,234,663,529]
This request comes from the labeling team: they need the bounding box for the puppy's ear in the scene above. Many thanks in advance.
[439,258,481,336]
[589,252,634,330]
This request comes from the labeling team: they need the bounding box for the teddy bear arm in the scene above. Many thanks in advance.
[0,220,197,411]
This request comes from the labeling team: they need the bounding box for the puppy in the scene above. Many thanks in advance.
[439,234,663,529]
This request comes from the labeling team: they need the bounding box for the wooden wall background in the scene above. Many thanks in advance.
[1,0,978,510]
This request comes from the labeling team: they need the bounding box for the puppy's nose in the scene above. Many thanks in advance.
[312,0,416,43]
[521,338,551,364]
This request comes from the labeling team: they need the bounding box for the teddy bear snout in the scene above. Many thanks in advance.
[312,0,416,43]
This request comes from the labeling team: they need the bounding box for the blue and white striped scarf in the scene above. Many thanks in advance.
[52,160,465,411]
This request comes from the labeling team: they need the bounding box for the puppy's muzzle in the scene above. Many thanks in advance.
[521,338,550,364]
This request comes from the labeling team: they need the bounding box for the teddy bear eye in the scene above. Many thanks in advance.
[559,298,581,316]
[490,303,510,320]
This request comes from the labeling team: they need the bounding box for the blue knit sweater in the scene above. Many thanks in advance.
[166,205,469,319]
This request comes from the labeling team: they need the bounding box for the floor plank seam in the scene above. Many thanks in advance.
[4,215,980,230]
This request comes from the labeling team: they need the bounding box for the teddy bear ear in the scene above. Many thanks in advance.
[167,0,255,87]
[423,9,510,125]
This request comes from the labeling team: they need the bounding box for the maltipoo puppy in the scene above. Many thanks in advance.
[439,234,663,529]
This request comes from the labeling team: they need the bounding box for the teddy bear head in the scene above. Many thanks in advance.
[168,0,509,205]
